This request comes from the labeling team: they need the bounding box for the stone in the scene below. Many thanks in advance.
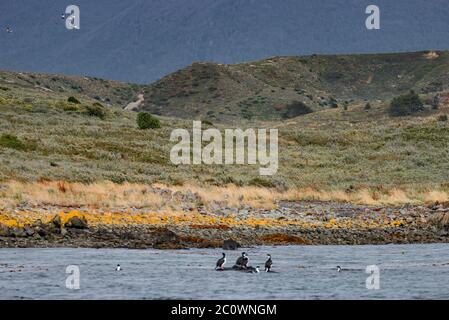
[52,215,62,228]
[64,216,88,229]
[0,224,10,237]
[223,239,241,250]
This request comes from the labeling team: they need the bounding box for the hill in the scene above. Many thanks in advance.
[140,51,449,121]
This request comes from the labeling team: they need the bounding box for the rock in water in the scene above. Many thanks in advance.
[223,239,241,250]
[64,216,88,229]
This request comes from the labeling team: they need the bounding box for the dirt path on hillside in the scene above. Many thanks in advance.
[124,93,144,111]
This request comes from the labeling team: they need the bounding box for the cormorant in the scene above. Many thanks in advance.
[235,252,249,268]
[265,254,273,272]
[215,253,226,270]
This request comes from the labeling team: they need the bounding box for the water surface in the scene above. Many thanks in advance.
[0,244,448,299]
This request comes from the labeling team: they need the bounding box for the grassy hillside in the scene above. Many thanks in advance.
[1,67,449,198]
[141,51,449,121]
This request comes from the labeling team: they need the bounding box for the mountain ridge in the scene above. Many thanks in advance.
[139,50,449,121]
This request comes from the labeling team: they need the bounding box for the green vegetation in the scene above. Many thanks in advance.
[282,101,313,118]
[67,96,81,104]
[0,134,35,151]
[388,91,424,117]
[137,112,161,129]
[0,134,26,150]
[84,103,106,119]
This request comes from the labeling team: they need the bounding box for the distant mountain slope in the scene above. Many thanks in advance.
[140,51,449,121]
[0,70,143,107]
[0,0,449,83]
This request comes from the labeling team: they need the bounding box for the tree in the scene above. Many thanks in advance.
[388,90,423,117]
[282,101,313,118]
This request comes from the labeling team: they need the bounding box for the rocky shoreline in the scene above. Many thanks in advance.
[1,200,449,249]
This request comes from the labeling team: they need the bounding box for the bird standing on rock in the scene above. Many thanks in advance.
[235,252,249,268]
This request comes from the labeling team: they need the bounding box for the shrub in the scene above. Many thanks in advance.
[67,96,81,104]
[388,91,423,117]
[202,119,214,126]
[0,134,26,150]
[248,177,276,188]
[84,104,106,119]
[282,101,313,118]
[437,114,448,122]
[137,112,161,129]
[58,102,80,112]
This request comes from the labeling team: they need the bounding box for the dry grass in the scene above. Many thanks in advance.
[281,188,449,205]
[1,181,448,213]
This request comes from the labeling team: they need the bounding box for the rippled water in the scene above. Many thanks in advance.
[0,244,448,299]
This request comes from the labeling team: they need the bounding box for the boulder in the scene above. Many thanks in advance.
[0,224,10,237]
[152,228,184,249]
[223,239,241,250]
[64,216,88,229]
[52,215,62,228]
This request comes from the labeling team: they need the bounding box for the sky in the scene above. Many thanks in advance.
[0,0,448,83]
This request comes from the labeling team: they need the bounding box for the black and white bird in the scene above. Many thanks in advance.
[61,13,66,19]
[246,266,260,273]
[215,253,226,270]
[235,252,249,268]
[5,27,12,33]
[264,254,273,272]
[336,266,342,272]
[116,264,121,271]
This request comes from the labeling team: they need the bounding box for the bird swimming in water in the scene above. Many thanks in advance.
[215,253,226,270]
[5,27,12,33]
[265,254,273,272]
[116,264,121,271]
[246,266,260,273]
[336,266,342,272]
[235,252,249,268]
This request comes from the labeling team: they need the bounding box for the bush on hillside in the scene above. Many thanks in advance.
[0,134,27,150]
[137,112,161,129]
[388,91,424,117]
[282,101,313,118]
[84,104,106,119]
[67,96,81,104]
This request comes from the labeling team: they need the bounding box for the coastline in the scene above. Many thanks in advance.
[1,200,448,249]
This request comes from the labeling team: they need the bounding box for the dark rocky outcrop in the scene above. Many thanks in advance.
[223,239,241,250]
[64,216,88,229]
